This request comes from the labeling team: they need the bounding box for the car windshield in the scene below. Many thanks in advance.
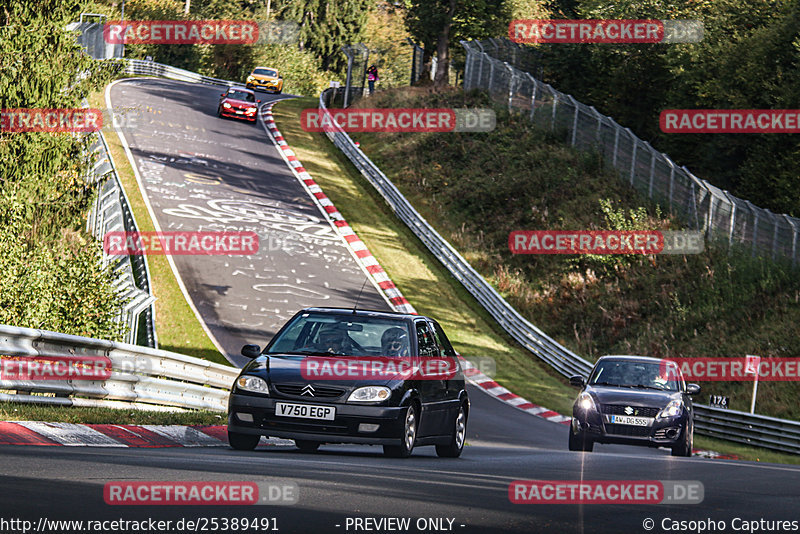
[226,90,255,102]
[588,360,682,391]
[253,68,277,77]
[265,313,412,357]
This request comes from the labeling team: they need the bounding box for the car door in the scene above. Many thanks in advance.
[414,320,449,436]
[428,320,463,403]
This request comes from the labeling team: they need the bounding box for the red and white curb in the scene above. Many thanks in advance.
[0,422,293,448]
[259,103,415,315]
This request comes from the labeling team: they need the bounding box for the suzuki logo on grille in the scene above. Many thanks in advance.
[301,385,315,397]
[624,406,634,415]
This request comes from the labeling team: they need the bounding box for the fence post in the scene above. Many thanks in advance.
[475,41,485,89]
[527,73,537,122]
[488,58,496,95]
[783,214,797,267]
[551,90,558,132]
[568,95,579,146]
[612,122,620,167]
[768,210,779,260]
[723,191,737,247]
[707,193,716,239]
[645,143,656,198]
[505,62,515,112]
[665,155,675,212]
[745,200,759,257]
[627,129,637,185]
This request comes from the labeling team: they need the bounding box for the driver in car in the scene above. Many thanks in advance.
[381,327,409,357]
[302,324,351,355]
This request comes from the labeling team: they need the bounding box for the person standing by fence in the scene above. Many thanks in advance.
[367,65,379,95]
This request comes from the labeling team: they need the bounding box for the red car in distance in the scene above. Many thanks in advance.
[217,86,260,123]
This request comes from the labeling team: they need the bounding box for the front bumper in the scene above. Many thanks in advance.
[228,393,406,445]
[572,409,687,447]
[220,108,257,121]
[246,80,281,92]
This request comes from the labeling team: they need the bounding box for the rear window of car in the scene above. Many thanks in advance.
[226,90,255,102]
[253,68,278,77]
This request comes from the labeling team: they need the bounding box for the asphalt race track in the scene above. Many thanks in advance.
[1,79,798,534]
[107,78,391,366]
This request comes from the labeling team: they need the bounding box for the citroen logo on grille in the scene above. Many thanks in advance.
[624,406,634,415]
[301,384,315,397]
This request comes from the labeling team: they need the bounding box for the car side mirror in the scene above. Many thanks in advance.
[221,93,226,97]
[241,344,261,358]
[569,375,585,387]
[256,99,261,103]
[686,383,701,395]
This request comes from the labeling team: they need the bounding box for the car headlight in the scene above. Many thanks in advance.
[577,392,597,412]
[246,107,257,113]
[236,375,269,395]
[347,386,391,403]
[657,399,684,419]
[223,102,232,109]
[247,76,254,82]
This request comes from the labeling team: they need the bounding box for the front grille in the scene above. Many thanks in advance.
[605,424,651,437]
[602,405,660,418]
[273,384,345,398]
[261,419,348,435]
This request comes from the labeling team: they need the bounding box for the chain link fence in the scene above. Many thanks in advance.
[461,38,799,267]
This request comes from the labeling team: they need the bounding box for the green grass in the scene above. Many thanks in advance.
[0,402,223,425]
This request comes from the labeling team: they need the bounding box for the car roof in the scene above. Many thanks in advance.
[252,66,279,72]
[299,307,424,321]
[595,355,669,364]
[226,86,254,93]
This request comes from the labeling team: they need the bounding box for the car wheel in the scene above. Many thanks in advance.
[295,440,321,453]
[436,401,467,458]
[568,428,593,452]
[671,422,693,457]
[383,403,418,458]
[228,430,260,451]
[276,89,282,94]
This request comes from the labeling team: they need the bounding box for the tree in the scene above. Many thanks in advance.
[280,0,372,73]
[404,0,510,88]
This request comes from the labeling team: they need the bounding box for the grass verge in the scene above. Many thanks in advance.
[0,402,223,425]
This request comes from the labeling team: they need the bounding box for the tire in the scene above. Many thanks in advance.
[436,401,467,458]
[228,430,260,451]
[568,428,594,452]
[295,440,321,453]
[276,89,282,94]
[383,403,418,458]
[671,422,693,457]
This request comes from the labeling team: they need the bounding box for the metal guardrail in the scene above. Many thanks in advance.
[123,59,239,87]
[461,38,799,267]
[318,88,800,455]
[86,128,156,347]
[0,324,237,411]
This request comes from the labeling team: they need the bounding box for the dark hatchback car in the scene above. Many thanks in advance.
[217,86,260,122]
[227,308,469,458]
[568,355,701,456]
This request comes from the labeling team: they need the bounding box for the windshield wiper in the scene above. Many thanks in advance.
[274,350,333,356]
